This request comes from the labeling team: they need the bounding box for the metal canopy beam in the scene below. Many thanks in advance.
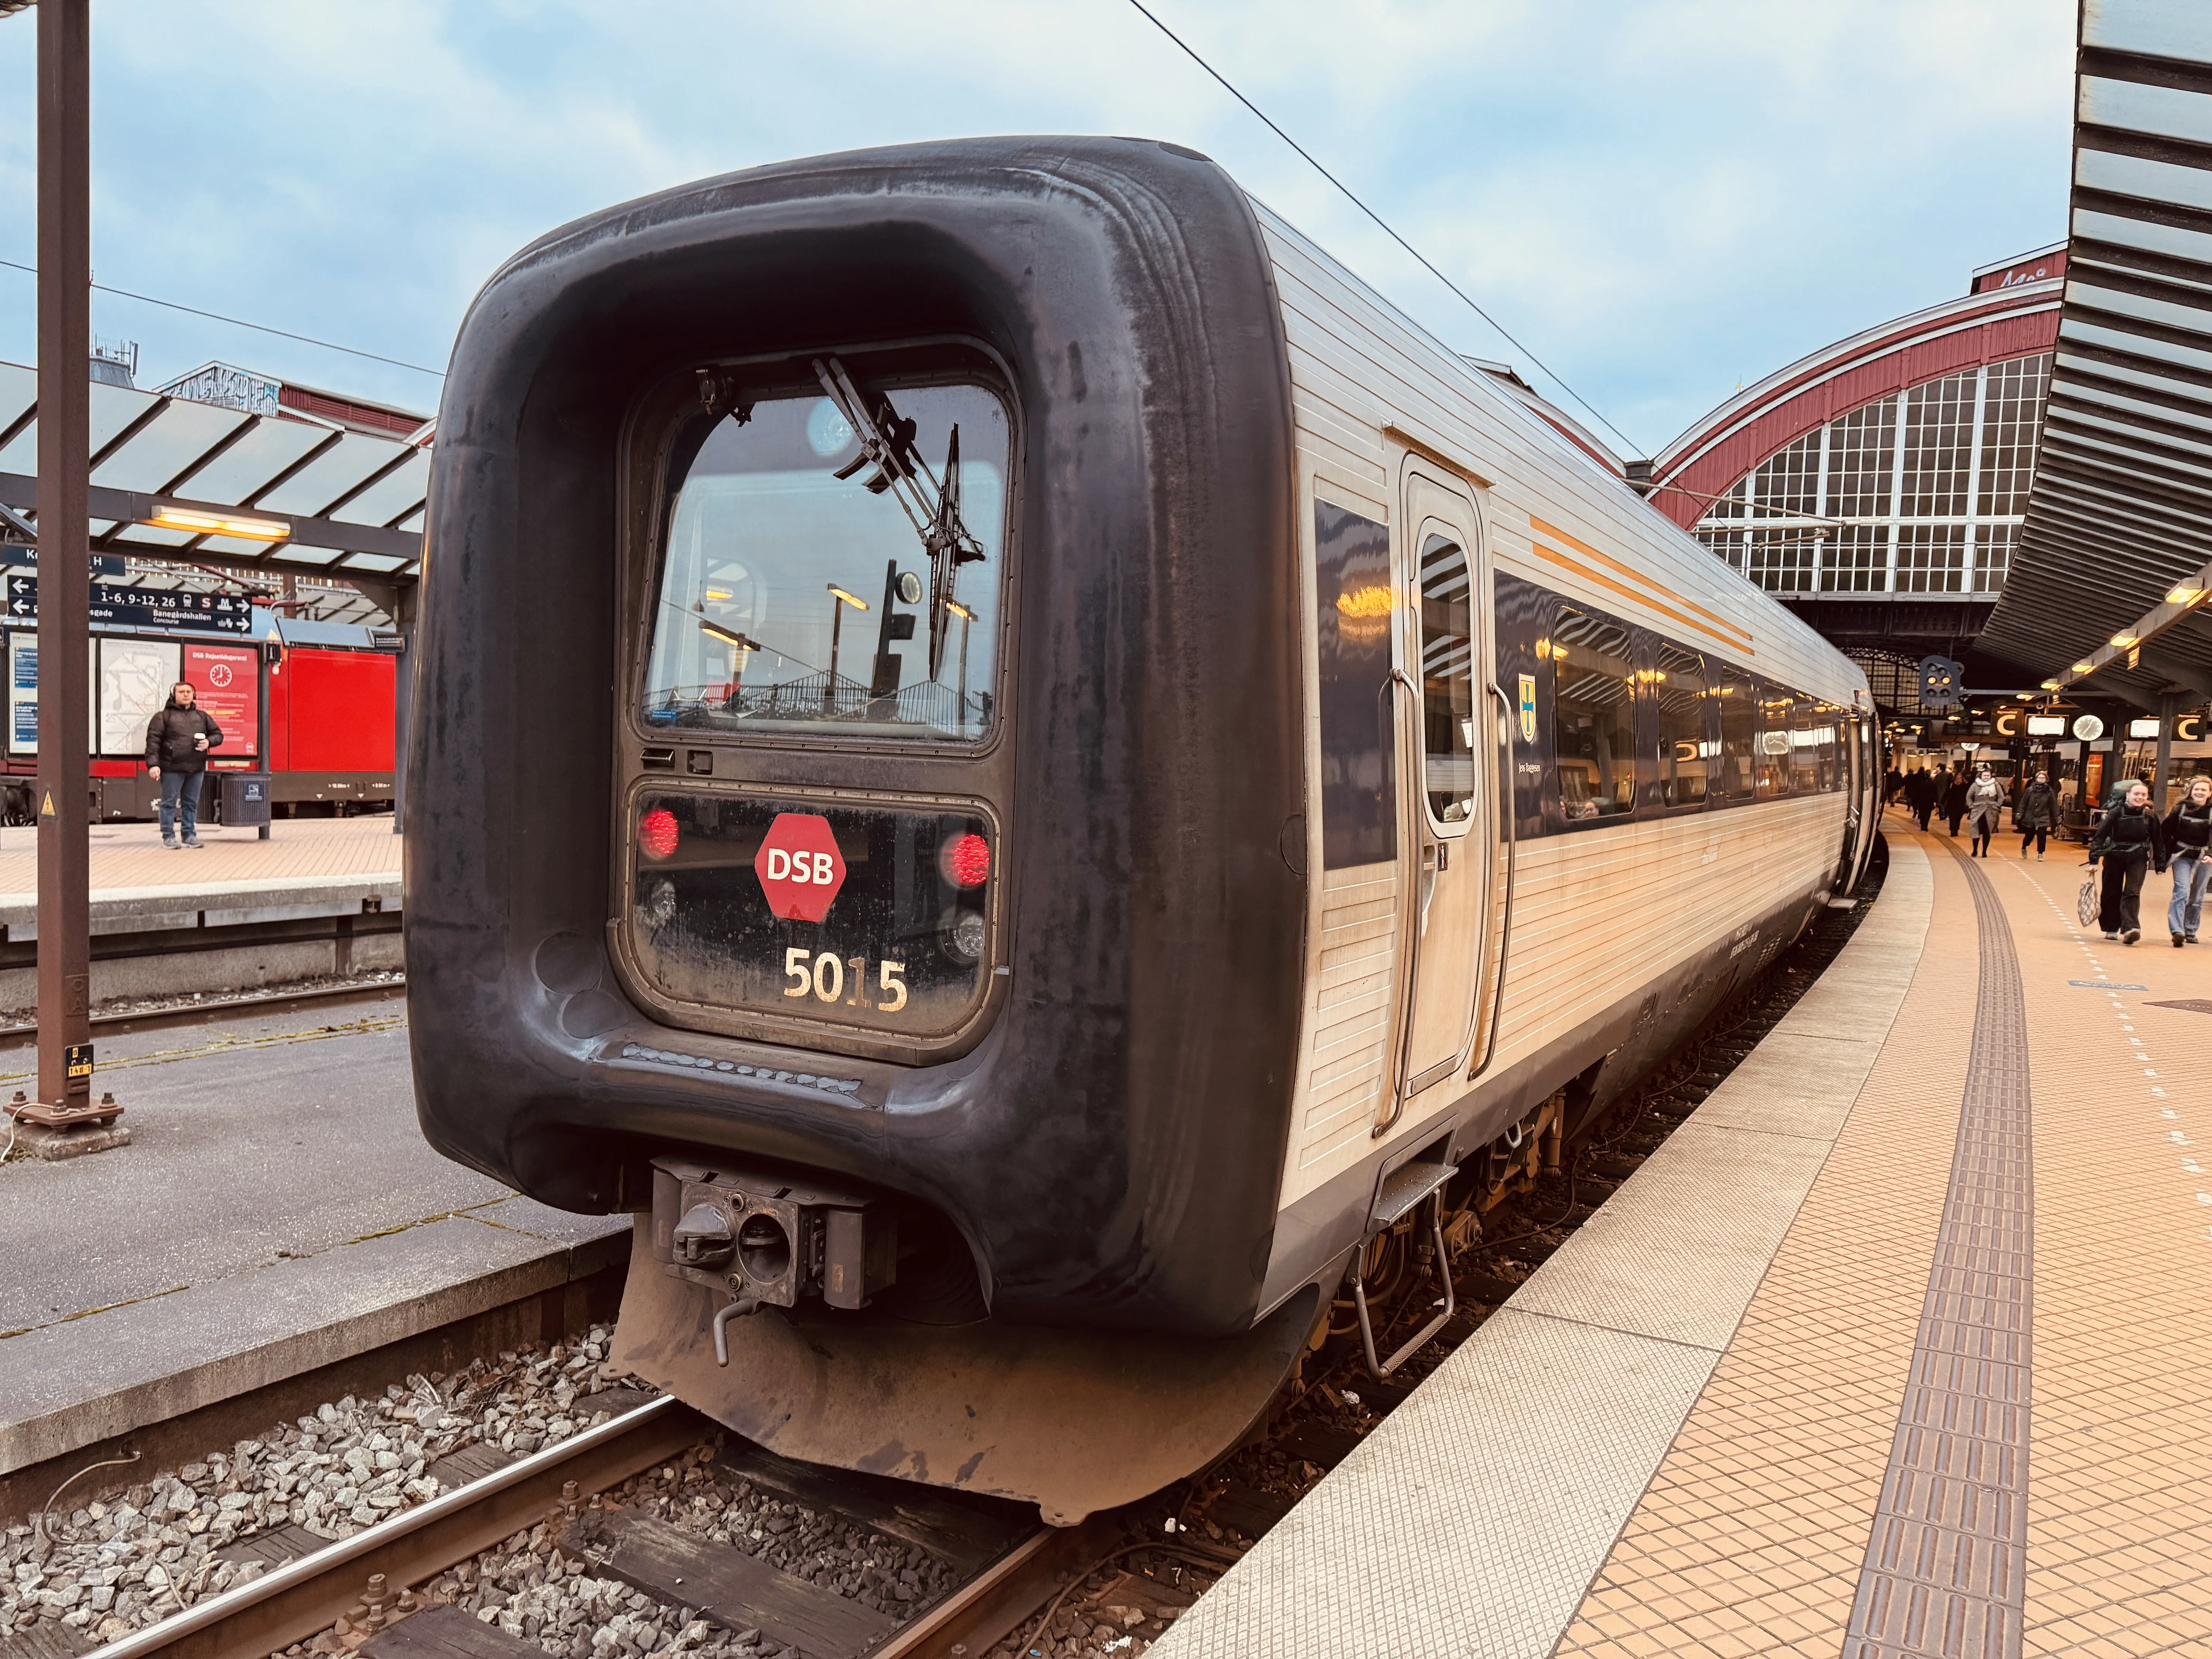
[1981,2,2212,684]
[0,470,421,574]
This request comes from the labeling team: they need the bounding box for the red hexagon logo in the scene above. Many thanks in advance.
[754,812,847,923]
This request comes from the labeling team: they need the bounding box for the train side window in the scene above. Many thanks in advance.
[1549,606,1637,822]
[1493,572,1550,840]
[1314,499,1397,867]
[1817,707,1841,791]
[1417,533,1476,825]
[1790,699,1824,794]
[1652,642,1710,809]
[1710,675,1756,804]
[1755,687,1792,797]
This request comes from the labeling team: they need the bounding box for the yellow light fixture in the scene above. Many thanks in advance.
[698,620,753,650]
[945,599,975,622]
[148,505,291,542]
[702,587,732,602]
[2041,678,2061,691]
[2072,661,2095,673]
[2110,632,2139,648]
[826,584,868,611]
[2167,584,2205,605]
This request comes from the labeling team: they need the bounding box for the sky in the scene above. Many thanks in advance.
[0,0,2077,458]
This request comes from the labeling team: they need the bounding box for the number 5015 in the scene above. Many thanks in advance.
[785,948,907,1012]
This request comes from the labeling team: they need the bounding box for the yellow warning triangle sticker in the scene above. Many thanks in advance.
[39,792,53,817]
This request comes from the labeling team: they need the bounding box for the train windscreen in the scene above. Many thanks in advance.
[642,380,1010,743]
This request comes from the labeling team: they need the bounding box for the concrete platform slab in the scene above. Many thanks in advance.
[0,1000,629,1494]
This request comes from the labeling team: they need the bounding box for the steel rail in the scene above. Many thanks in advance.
[79,1395,703,1659]
[0,979,405,1049]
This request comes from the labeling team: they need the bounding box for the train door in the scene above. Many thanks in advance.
[1392,469,1492,1104]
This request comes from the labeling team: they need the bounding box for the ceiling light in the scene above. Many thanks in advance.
[2110,632,2139,648]
[2167,584,2205,605]
[148,505,291,542]
[2072,661,2095,674]
[698,620,754,650]
[2040,678,2061,690]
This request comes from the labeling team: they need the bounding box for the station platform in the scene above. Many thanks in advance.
[1156,817,2212,1658]
[0,819,404,1010]
[0,1001,627,1519]
[0,814,402,891]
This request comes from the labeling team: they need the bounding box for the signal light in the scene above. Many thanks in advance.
[638,808,680,861]
[940,831,990,888]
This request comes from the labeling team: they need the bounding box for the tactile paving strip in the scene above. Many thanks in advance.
[1842,842,2032,1659]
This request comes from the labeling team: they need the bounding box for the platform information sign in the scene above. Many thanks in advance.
[184,643,259,757]
[3,574,253,635]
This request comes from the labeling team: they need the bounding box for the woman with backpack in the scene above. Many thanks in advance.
[1965,764,2004,858]
[2163,775,2212,946]
[2090,779,2167,944]
[2016,767,2058,861]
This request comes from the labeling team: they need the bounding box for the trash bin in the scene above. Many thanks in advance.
[215,771,273,830]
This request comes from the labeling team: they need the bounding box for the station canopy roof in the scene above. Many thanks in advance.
[1979,0,2212,707]
[0,358,427,589]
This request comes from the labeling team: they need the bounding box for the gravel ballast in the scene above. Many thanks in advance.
[2,1324,972,1659]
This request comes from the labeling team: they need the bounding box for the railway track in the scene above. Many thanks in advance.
[25,1389,1140,1659]
[0,980,406,1050]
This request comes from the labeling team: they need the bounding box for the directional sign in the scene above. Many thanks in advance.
[0,548,124,575]
[753,812,847,923]
[3,574,252,635]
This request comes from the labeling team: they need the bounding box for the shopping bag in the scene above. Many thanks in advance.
[2078,876,2098,928]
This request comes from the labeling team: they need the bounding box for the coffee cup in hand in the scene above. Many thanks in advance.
[193,732,208,749]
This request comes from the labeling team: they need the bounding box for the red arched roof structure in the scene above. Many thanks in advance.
[1649,258,2064,534]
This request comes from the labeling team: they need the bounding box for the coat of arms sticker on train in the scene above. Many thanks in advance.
[1518,673,1537,743]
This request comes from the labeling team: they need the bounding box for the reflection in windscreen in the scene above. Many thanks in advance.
[644,382,1008,741]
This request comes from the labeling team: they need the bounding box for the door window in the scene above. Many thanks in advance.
[1416,532,1476,825]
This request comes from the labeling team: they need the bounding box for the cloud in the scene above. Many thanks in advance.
[0,0,2074,450]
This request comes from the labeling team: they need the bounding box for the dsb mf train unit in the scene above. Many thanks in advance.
[409,138,1877,1523]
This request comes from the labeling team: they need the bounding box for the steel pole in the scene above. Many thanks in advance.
[2154,690,2178,810]
[34,0,94,1116]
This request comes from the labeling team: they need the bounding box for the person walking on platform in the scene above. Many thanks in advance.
[143,681,223,849]
[2163,775,2212,946]
[1904,767,1937,830]
[1965,764,2004,857]
[1883,765,1903,807]
[2089,779,2166,945]
[1941,768,1969,838]
[2016,767,2057,861]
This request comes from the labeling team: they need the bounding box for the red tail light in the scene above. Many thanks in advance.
[940,831,990,888]
[638,807,680,860]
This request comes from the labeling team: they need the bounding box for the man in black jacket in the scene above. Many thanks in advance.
[143,682,224,848]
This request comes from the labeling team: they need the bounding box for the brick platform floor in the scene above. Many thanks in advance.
[1557,812,2212,1658]
[0,816,401,893]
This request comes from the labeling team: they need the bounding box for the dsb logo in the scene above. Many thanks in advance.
[762,848,835,885]
[754,812,848,924]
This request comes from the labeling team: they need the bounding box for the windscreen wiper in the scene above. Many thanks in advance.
[813,357,985,679]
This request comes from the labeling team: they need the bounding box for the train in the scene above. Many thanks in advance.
[0,611,398,825]
[408,137,1877,1525]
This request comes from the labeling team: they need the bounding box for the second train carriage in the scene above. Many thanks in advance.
[408,136,1877,1523]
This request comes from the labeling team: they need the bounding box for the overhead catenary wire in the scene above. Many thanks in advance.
[0,258,445,379]
[1122,0,1644,459]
